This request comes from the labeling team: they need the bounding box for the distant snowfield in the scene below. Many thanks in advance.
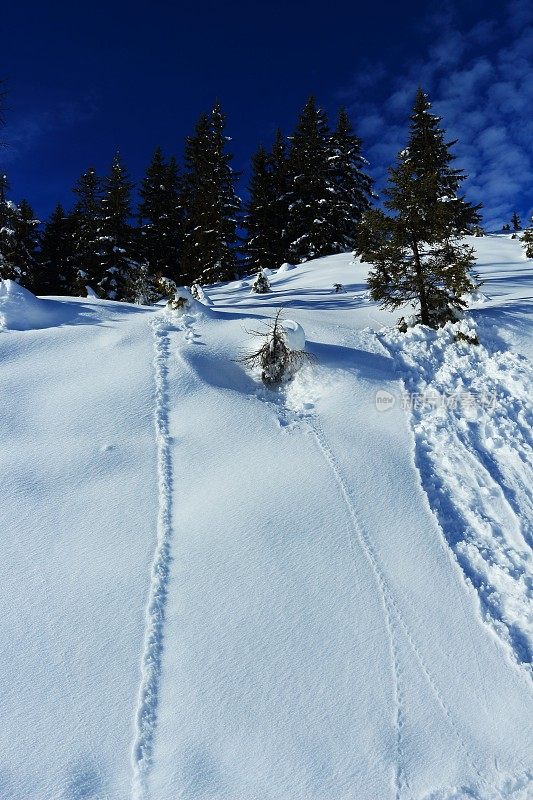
[0,235,531,800]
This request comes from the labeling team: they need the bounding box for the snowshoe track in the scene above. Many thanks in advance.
[378,325,533,678]
[130,316,175,800]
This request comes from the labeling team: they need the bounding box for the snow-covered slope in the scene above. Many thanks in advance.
[0,235,531,800]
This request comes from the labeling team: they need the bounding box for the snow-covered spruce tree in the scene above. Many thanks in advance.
[329,107,373,251]
[8,199,40,291]
[269,129,291,263]
[0,175,18,282]
[244,130,291,270]
[521,217,533,258]
[97,153,139,301]
[511,211,521,232]
[285,97,338,262]
[138,147,184,286]
[70,167,103,295]
[239,310,310,386]
[37,203,75,295]
[355,89,481,328]
[251,268,270,293]
[181,102,241,285]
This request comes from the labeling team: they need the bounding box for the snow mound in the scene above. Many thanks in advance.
[282,319,306,351]
[463,290,491,305]
[0,280,58,330]
[234,279,249,289]
[168,287,214,318]
[277,262,296,273]
[192,284,214,306]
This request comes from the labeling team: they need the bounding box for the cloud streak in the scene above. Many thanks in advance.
[2,99,97,166]
[342,0,533,230]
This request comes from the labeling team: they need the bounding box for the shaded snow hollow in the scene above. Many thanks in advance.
[0,235,531,800]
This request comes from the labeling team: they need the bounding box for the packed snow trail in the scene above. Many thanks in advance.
[379,320,533,676]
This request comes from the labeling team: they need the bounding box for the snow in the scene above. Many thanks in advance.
[278,261,296,273]
[0,235,532,800]
[192,283,214,306]
[282,318,306,351]
[0,279,67,330]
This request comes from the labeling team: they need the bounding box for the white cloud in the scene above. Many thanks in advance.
[2,100,97,165]
[344,0,533,229]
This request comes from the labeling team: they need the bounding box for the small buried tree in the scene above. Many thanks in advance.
[251,268,271,293]
[239,309,311,385]
[522,217,533,258]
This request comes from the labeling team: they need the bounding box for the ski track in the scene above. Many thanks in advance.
[309,417,407,800]
[308,416,495,797]
[130,315,174,800]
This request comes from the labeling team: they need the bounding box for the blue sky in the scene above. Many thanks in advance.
[2,0,531,230]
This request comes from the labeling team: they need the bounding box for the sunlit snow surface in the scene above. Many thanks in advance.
[0,235,531,800]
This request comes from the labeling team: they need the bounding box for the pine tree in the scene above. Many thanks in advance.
[285,97,337,262]
[244,145,277,270]
[138,147,184,285]
[244,130,291,270]
[329,107,373,250]
[97,153,139,301]
[269,129,291,262]
[521,216,533,258]
[38,204,75,294]
[0,175,17,281]
[71,167,103,295]
[251,268,270,293]
[7,199,40,290]
[181,102,241,284]
[511,211,521,231]
[355,88,481,328]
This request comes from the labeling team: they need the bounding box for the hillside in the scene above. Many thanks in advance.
[0,235,531,800]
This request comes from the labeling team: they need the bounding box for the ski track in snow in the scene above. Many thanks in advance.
[274,339,500,797]
[378,323,533,679]
[309,416,498,798]
[309,417,407,800]
[130,315,175,800]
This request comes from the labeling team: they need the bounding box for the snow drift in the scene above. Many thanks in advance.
[0,280,60,330]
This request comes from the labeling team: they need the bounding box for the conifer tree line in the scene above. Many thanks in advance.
[2,82,529,329]
[0,97,374,301]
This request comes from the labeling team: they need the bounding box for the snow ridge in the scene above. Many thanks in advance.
[131,315,175,800]
[380,321,533,678]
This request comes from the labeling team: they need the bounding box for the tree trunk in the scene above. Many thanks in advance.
[412,241,429,326]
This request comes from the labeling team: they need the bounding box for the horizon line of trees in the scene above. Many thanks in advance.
[0,96,374,302]
[1,85,531,330]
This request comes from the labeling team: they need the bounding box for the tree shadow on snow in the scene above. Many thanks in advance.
[306,339,394,381]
